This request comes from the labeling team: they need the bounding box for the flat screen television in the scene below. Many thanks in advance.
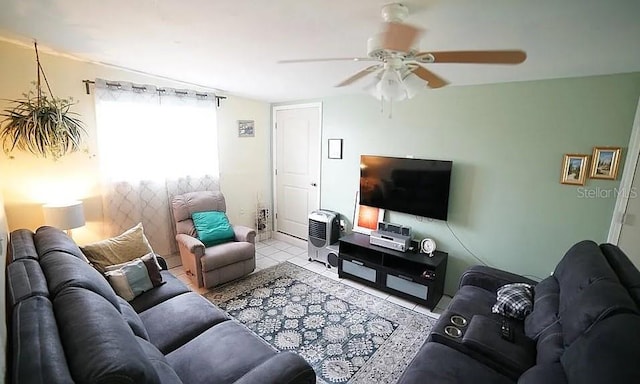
[360,155,452,221]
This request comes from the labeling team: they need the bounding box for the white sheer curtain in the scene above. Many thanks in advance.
[94,79,220,256]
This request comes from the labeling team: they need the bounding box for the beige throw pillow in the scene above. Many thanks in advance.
[81,223,153,273]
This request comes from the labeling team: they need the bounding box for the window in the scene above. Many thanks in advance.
[94,80,218,182]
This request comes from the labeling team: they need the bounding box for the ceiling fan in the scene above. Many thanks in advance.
[278,3,526,100]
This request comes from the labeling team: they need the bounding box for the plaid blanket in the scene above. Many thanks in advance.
[492,283,534,319]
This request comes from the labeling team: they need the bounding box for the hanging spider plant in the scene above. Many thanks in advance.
[0,42,86,160]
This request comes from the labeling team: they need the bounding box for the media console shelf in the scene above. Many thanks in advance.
[338,232,447,309]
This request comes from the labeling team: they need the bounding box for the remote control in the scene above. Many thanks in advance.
[500,318,513,341]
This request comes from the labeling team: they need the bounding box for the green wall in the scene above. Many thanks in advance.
[309,73,640,295]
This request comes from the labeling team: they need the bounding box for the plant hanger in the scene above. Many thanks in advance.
[0,41,86,160]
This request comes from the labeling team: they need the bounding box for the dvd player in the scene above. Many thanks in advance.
[369,230,411,252]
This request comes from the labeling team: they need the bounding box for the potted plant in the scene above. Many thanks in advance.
[0,42,86,160]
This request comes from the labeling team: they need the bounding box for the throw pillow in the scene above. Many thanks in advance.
[105,253,164,301]
[492,282,535,320]
[192,211,235,247]
[81,223,153,272]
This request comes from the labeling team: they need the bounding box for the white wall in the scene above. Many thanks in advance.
[0,39,271,244]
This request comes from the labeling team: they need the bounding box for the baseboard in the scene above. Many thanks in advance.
[273,232,307,249]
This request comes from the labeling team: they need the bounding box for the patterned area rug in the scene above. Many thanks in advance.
[205,262,436,384]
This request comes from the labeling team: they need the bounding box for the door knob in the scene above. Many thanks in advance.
[311,182,318,187]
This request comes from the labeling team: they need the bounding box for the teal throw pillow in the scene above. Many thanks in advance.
[192,211,235,247]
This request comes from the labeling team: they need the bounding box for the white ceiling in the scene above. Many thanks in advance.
[1,0,639,102]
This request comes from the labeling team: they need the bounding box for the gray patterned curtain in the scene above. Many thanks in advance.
[94,79,219,256]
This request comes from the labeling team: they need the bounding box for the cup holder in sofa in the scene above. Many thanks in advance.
[429,311,469,348]
[444,325,463,338]
[450,315,468,328]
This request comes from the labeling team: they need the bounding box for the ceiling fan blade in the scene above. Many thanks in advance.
[278,57,376,64]
[420,50,527,64]
[382,22,422,52]
[336,65,382,87]
[412,65,449,89]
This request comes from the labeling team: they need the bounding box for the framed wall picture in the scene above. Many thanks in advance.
[328,138,343,159]
[589,147,622,180]
[560,154,590,185]
[238,120,255,137]
[353,191,385,235]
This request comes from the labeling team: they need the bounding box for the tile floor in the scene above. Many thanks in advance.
[169,238,452,318]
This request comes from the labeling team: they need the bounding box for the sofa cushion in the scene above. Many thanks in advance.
[518,363,567,384]
[166,320,278,384]
[80,222,154,272]
[600,243,640,306]
[7,259,49,307]
[172,191,227,237]
[140,292,230,354]
[233,351,316,384]
[554,240,619,305]
[40,251,121,310]
[192,210,235,246]
[118,297,150,340]
[9,229,37,261]
[34,226,89,262]
[129,271,191,313]
[561,313,640,384]
[54,287,160,384]
[461,315,536,378]
[397,342,513,384]
[136,337,184,384]
[525,276,559,339]
[201,241,255,270]
[536,321,564,364]
[447,285,497,318]
[492,283,534,320]
[105,254,164,301]
[560,279,637,346]
[11,296,74,384]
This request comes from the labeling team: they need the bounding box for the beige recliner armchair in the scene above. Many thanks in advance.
[171,191,256,288]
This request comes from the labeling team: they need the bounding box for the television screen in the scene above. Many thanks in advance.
[360,155,452,220]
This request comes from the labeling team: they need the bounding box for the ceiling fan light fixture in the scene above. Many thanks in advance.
[402,71,427,99]
[377,68,407,101]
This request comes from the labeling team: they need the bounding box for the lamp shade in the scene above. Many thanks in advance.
[43,201,86,230]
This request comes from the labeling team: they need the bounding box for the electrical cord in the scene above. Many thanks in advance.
[445,221,491,267]
[446,222,545,281]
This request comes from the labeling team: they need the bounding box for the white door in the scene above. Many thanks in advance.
[610,98,640,267]
[273,104,322,240]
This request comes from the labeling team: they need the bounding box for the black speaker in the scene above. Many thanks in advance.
[327,251,339,268]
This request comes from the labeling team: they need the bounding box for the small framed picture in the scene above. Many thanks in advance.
[238,120,255,137]
[589,147,622,180]
[353,191,385,235]
[560,154,590,185]
[328,138,343,159]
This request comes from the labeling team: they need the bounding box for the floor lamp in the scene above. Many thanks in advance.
[43,201,86,238]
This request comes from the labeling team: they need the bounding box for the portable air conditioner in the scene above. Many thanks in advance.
[308,209,340,268]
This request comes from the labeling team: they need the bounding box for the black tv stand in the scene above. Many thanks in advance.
[338,232,447,309]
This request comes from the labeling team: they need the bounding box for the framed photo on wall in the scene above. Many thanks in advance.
[560,154,590,186]
[353,191,385,235]
[589,147,622,180]
[238,120,255,137]
[328,138,343,159]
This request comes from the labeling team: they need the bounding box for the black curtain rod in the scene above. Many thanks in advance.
[82,80,227,107]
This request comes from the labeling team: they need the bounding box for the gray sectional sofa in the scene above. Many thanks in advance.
[6,226,316,384]
[398,240,640,383]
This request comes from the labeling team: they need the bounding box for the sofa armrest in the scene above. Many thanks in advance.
[233,225,257,244]
[459,265,537,292]
[233,351,315,384]
[175,234,205,257]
